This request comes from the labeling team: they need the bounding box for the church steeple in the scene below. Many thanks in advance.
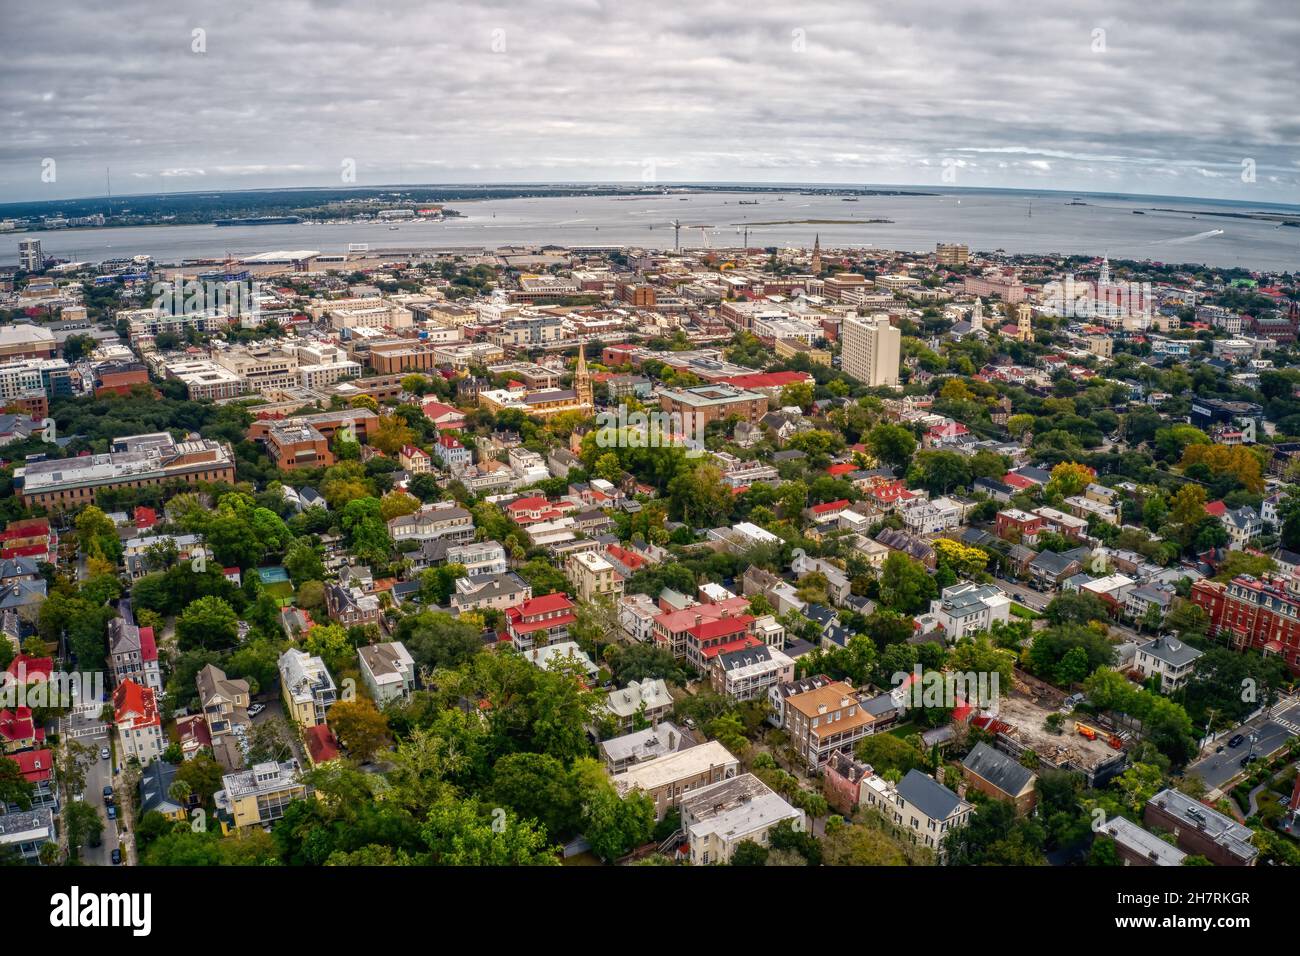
[574,342,593,408]
[810,234,822,274]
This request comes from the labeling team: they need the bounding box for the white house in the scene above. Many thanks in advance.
[357,641,416,706]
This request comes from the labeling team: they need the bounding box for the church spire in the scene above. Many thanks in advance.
[810,234,822,275]
[574,342,593,408]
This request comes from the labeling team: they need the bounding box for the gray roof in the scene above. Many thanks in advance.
[897,769,963,821]
[1147,788,1257,863]
[1030,550,1078,575]
[961,741,1035,797]
[1141,635,1203,667]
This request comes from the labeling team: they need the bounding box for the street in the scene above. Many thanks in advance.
[1188,698,1300,793]
[57,687,127,865]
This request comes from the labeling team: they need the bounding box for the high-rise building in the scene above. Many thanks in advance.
[936,242,969,267]
[840,314,900,387]
[17,239,43,272]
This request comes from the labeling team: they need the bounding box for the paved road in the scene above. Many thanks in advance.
[79,743,120,866]
[1189,699,1300,792]
[990,575,1050,612]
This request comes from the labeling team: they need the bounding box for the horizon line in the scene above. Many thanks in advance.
[3,180,1298,213]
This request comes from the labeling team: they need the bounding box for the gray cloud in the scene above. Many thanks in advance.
[0,0,1296,203]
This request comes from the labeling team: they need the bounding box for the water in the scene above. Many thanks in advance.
[6,188,1299,272]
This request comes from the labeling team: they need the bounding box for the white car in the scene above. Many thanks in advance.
[247,703,266,717]
[100,747,111,760]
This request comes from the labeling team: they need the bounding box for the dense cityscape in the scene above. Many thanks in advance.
[1,225,1298,881]
[3,0,1299,938]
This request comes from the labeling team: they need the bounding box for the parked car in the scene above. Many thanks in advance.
[99,747,110,760]
[110,848,122,865]
[1228,734,1246,748]
[106,805,117,820]
[1240,753,1259,768]
[102,785,114,802]
[248,703,266,717]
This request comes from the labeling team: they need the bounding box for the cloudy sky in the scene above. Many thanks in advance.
[1,0,1297,204]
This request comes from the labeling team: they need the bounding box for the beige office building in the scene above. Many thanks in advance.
[841,314,900,387]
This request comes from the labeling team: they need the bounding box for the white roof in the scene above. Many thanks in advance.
[612,740,737,795]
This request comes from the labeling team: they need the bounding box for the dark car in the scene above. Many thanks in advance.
[1228,734,1246,748]
[102,785,114,802]
[106,805,117,820]
[110,849,122,865]
[1240,753,1259,768]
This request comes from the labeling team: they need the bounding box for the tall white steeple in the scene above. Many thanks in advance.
[970,297,984,332]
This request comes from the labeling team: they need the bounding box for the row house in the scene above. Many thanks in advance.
[566,550,624,604]
[450,571,532,615]
[900,496,963,535]
[398,444,432,474]
[604,679,674,733]
[112,679,165,765]
[387,503,475,545]
[652,596,750,660]
[278,649,337,730]
[415,538,508,576]
[1191,574,1300,673]
[196,663,250,743]
[618,592,659,643]
[785,680,875,770]
[324,583,381,627]
[505,592,577,651]
[710,644,796,702]
[431,432,472,469]
[861,768,973,859]
[107,615,162,695]
[505,495,577,526]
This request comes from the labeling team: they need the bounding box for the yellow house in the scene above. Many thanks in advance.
[215,760,308,831]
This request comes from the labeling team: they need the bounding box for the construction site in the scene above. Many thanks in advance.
[977,689,1130,788]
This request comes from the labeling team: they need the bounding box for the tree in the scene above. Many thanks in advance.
[1045,461,1093,499]
[0,757,34,811]
[855,734,924,776]
[173,753,225,807]
[370,414,417,456]
[571,757,655,862]
[822,821,919,865]
[516,559,570,597]
[63,800,104,857]
[907,450,971,495]
[301,623,354,676]
[176,596,239,651]
[731,840,770,866]
[327,698,391,762]
[667,463,733,528]
[1043,591,1111,627]
[284,541,326,588]
[780,381,815,411]
[421,795,560,865]
[380,490,422,522]
[878,552,937,615]
[395,611,483,672]
[490,752,583,841]
[867,423,917,471]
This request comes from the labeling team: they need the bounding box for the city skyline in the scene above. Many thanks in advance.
[1,0,1297,204]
